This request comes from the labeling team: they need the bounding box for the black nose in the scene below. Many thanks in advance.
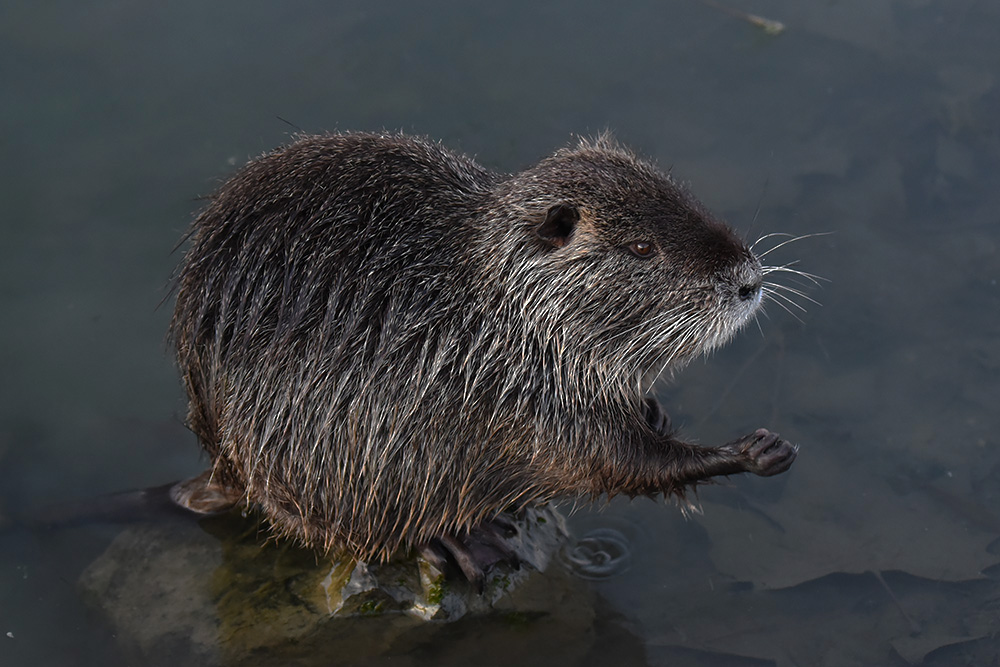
[738,278,762,301]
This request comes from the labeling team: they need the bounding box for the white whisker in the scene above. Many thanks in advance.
[750,231,797,252]
[762,290,805,323]
[762,262,827,287]
[765,281,823,307]
[756,231,833,259]
[763,286,808,313]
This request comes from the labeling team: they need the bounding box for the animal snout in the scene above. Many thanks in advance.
[738,277,763,302]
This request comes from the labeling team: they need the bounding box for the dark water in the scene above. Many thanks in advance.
[2,1,999,665]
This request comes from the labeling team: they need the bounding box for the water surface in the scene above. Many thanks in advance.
[2,1,999,665]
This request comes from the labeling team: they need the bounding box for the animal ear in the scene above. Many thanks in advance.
[536,203,579,249]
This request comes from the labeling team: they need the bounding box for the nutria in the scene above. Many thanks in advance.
[170,132,797,581]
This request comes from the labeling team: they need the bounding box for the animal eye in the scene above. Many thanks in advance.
[628,241,654,258]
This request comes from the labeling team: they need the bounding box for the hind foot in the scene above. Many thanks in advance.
[418,516,521,587]
[722,428,797,477]
[169,470,241,515]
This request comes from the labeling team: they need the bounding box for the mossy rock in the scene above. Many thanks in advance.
[79,505,580,665]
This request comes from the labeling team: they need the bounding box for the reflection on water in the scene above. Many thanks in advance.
[3,0,1000,665]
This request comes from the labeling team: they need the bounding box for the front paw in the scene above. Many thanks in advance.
[725,428,797,477]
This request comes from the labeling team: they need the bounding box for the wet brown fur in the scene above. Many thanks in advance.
[171,132,788,562]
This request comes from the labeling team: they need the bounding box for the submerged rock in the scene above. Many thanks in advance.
[79,504,581,665]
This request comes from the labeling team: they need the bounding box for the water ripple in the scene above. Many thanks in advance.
[561,527,633,580]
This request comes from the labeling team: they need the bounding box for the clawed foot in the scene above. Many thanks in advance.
[418,516,521,587]
[169,470,240,515]
[723,428,797,477]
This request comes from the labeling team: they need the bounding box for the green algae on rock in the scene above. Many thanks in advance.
[79,504,570,664]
